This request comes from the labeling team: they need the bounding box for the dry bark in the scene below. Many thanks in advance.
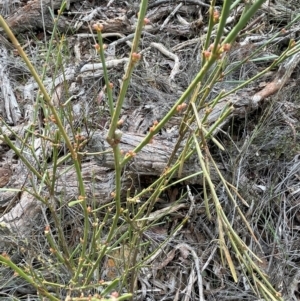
[0,164,11,188]
[4,0,76,34]
[2,0,204,36]
[87,131,199,176]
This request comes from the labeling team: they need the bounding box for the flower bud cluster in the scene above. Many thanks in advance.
[92,23,104,32]
[176,103,187,113]
[203,43,231,60]
[149,120,158,132]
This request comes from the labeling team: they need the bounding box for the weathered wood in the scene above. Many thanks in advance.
[0,130,209,238]
[2,0,204,37]
[88,131,205,179]
[3,0,132,35]
[4,0,77,34]
[0,162,120,235]
[53,161,120,205]
[0,164,11,188]
[0,46,22,124]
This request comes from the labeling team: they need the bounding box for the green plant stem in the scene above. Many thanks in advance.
[0,255,60,301]
[0,14,91,280]
[47,201,74,268]
[0,15,85,194]
[45,230,67,265]
[1,133,45,182]
[110,146,122,216]
[107,0,148,143]
[223,0,266,44]
[89,216,104,263]
[206,104,233,136]
[50,130,60,195]
[84,147,122,284]
[168,60,225,165]
[212,0,232,54]
[127,175,169,295]
[203,0,216,52]
[96,31,114,116]
[121,54,217,167]
[21,188,74,268]
[32,2,65,131]
[133,177,167,221]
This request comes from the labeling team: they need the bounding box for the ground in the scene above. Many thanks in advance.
[0,0,300,300]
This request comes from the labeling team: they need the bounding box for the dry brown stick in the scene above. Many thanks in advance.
[251,52,300,107]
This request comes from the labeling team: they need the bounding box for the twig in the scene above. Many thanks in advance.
[160,2,183,31]
[176,14,190,25]
[183,268,195,301]
[201,245,217,272]
[251,51,300,106]
[107,0,115,6]
[177,243,205,301]
[80,58,129,73]
[186,185,196,216]
[150,42,180,82]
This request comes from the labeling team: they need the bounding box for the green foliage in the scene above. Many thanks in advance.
[1,0,299,300]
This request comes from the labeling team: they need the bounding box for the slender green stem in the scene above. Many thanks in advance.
[107,0,148,143]
[212,0,232,54]
[50,130,60,195]
[96,31,114,115]
[0,255,60,301]
[0,13,91,280]
[121,55,216,167]
[84,146,122,284]
[45,229,67,265]
[223,0,266,44]
[0,15,85,194]
[203,0,216,52]
[1,133,45,182]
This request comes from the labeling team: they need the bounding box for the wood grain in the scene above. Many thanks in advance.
[0,165,12,188]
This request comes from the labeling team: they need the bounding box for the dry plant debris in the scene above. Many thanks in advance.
[0,0,300,300]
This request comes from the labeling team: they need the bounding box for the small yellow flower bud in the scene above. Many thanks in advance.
[203,50,211,59]
[222,43,231,52]
[92,23,104,32]
[132,52,141,62]
[144,18,150,25]
[213,10,219,23]
[117,119,124,126]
